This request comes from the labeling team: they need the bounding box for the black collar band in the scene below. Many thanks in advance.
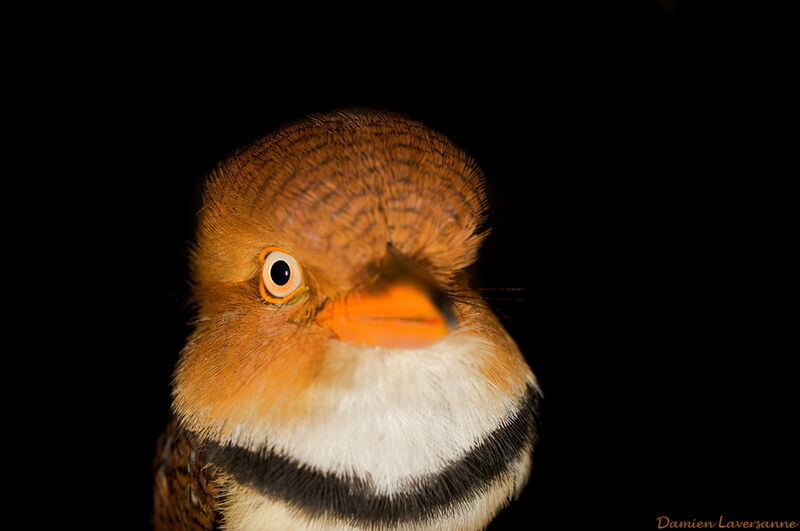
[198,384,541,526]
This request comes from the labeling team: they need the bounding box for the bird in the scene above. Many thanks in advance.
[153,108,541,530]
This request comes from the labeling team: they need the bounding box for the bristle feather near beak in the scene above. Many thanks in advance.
[315,245,457,349]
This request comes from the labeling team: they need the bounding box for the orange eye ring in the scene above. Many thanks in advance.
[258,246,305,304]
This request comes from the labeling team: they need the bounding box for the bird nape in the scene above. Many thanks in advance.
[153,108,541,530]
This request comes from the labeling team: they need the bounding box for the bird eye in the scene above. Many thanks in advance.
[259,247,304,304]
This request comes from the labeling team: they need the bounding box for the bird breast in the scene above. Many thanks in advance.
[212,332,534,492]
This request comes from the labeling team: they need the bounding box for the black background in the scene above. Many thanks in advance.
[49,2,796,529]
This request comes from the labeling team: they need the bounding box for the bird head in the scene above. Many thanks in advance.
[172,109,537,471]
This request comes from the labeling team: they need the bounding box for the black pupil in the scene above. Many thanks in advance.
[270,260,291,286]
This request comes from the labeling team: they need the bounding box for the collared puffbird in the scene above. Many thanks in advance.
[153,109,541,530]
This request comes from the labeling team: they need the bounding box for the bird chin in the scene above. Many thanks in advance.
[205,331,536,492]
[198,331,539,530]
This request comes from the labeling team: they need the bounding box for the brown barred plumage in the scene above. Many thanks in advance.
[153,416,221,530]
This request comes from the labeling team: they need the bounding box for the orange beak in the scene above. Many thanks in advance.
[315,245,456,349]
